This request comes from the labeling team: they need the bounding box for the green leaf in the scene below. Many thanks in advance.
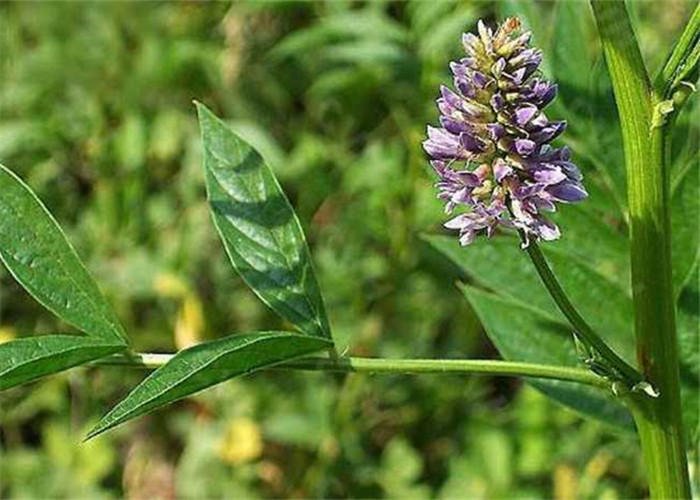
[677,266,699,443]
[678,267,700,378]
[461,285,632,429]
[552,0,595,114]
[87,332,331,439]
[0,164,127,343]
[549,205,630,290]
[0,335,125,391]
[271,9,408,59]
[321,40,410,67]
[425,235,636,363]
[413,5,480,64]
[425,234,635,428]
[196,103,332,340]
[671,166,699,297]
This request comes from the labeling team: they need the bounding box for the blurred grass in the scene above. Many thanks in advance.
[0,1,693,498]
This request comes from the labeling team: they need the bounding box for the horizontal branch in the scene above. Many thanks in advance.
[94,353,610,389]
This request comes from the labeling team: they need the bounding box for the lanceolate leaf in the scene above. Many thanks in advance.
[428,228,698,435]
[549,205,630,290]
[87,332,331,439]
[0,335,125,391]
[196,103,332,340]
[461,285,632,429]
[0,164,127,344]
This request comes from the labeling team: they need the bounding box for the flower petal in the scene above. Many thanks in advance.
[513,138,537,156]
[547,180,588,202]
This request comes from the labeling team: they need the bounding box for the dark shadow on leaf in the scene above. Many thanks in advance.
[210,196,294,228]
[212,147,262,175]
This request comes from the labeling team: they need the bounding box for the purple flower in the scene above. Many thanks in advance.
[423,17,587,246]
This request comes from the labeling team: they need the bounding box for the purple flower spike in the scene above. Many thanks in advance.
[423,17,587,246]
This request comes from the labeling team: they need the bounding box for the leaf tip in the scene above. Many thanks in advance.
[83,425,104,442]
[193,100,215,121]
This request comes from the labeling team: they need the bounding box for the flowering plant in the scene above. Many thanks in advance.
[0,3,697,498]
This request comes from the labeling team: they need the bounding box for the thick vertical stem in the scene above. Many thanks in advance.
[590,1,690,498]
[628,124,691,499]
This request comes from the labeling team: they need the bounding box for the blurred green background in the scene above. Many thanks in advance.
[0,1,696,498]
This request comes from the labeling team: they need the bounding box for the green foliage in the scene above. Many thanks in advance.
[461,286,633,429]
[426,235,634,429]
[88,332,331,438]
[378,438,430,498]
[552,0,595,113]
[427,234,635,360]
[0,163,128,391]
[0,417,118,499]
[0,1,696,498]
[671,166,700,296]
[0,164,127,344]
[0,335,124,391]
[429,0,698,442]
[197,103,332,340]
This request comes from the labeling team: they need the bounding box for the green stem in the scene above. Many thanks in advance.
[655,2,700,98]
[95,353,609,388]
[591,1,691,497]
[524,240,643,385]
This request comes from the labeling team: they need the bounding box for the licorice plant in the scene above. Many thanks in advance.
[0,1,698,498]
